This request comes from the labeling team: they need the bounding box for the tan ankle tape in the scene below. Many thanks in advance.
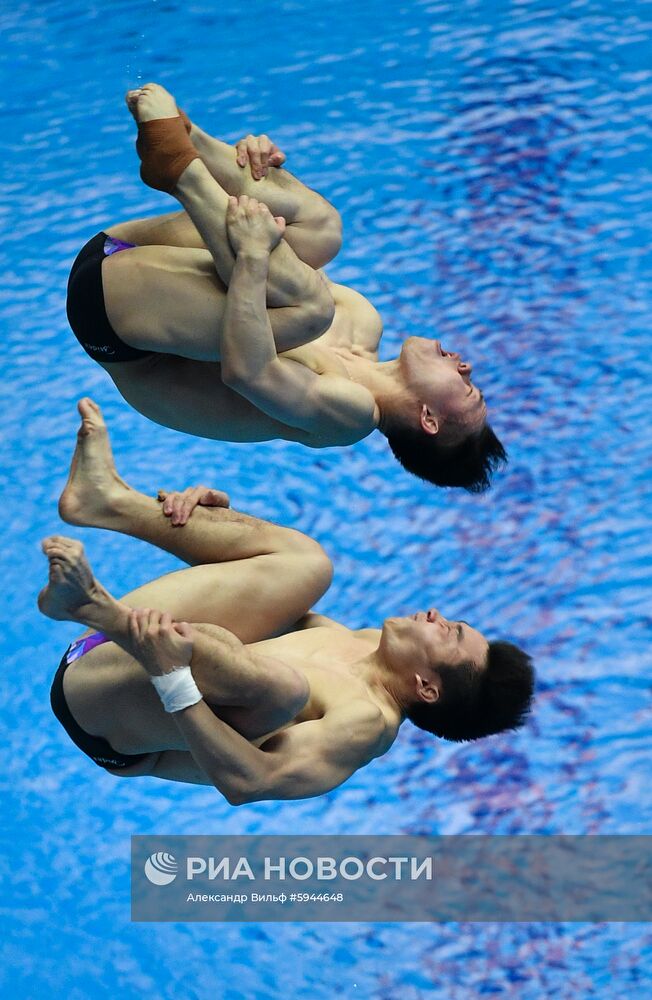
[177,106,192,134]
[137,117,199,193]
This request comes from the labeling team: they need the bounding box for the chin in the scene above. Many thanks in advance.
[401,335,426,355]
[408,335,430,353]
[379,618,401,649]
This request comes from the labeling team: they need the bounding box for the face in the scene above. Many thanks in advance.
[380,608,489,701]
[399,337,487,438]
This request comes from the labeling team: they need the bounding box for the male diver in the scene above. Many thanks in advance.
[66,83,506,492]
[39,400,533,802]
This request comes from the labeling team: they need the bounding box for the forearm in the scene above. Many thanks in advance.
[172,700,272,804]
[220,251,278,386]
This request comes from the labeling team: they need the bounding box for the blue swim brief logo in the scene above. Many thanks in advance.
[144,852,178,885]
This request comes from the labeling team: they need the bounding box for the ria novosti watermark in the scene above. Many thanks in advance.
[145,851,431,885]
[131,835,652,922]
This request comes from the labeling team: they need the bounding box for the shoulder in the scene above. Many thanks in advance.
[326,700,392,760]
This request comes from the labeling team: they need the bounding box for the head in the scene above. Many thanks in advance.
[384,337,506,492]
[380,610,534,742]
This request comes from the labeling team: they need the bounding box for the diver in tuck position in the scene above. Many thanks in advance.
[66,82,506,492]
[38,400,533,802]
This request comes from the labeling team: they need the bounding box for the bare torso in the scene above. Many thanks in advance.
[249,620,393,737]
[99,275,383,448]
[64,615,400,763]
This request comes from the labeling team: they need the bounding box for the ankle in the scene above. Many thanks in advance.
[101,487,156,530]
[189,128,246,191]
[78,588,127,633]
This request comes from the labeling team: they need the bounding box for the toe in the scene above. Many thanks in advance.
[80,396,103,420]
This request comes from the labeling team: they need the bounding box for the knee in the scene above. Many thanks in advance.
[313,542,334,590]
[300,541,334,608]
[321,211,343,262]
[283,532,333,592]
[304,540,334,596]
[305,209,342,269]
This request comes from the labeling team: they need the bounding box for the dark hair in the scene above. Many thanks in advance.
[386,423,507,493]
[406,641,534,742]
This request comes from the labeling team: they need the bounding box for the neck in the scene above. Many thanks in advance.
[351,645,411,718]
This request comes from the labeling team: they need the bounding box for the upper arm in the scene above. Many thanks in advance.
[231,360,376,437]
[149,750,213,786]
[247,701,387,802]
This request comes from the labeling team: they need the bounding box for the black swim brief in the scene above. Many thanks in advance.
[50,633,150,771]
[66,231,151,363]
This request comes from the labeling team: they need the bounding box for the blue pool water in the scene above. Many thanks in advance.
[2,0,652,995]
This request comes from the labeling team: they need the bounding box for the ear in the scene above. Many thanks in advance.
[419,404,439,437]
[415,672,441,705]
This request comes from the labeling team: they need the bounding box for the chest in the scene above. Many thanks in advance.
[253,629,372,703]
[280,336,350,379]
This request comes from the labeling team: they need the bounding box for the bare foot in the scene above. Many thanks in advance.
[126,83,178,124]
[58,398,129,528]
[126,83,199,193]
[126,86,193,135]
[125,89,141,118]
[38,536,107,622]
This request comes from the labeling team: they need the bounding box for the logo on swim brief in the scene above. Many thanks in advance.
[83,343,115,355]
[144,852,178,885]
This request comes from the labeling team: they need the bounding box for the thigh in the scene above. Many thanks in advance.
[106,210,207,250]
[65,550,327,754]
[102,244,321,362]
[102,244,228,361]
[117,551,330,644]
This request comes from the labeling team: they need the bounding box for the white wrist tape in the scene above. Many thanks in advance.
[151,666,202,713]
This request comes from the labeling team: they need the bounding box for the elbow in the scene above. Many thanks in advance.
[220,365,249,392]
[221,783,251,807]
[220,775,273,806]
[224,790,247,807]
